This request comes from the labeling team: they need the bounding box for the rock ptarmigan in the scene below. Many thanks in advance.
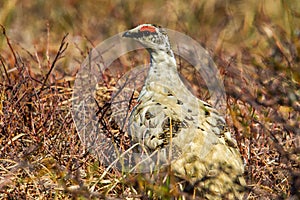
[123,24,245,199]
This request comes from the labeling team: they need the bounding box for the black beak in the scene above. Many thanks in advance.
[122,31,132,38]
[122,30,141,38]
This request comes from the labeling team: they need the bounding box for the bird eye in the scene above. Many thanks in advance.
[143,31,150,36]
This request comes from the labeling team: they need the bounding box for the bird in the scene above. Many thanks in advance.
[123,24,245,199]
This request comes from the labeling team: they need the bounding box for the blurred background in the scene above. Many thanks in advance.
[0,0,299,199]
[1,0,300,78]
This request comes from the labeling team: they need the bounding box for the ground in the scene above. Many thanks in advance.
[0,0,299,199]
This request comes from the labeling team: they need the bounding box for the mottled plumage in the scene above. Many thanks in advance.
[123,24,245,199]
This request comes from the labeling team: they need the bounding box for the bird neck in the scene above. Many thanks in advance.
[139,48,197,104]
[145,49,180,85]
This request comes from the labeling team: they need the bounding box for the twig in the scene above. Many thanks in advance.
[0,56,11,84]
[46,21,50,68]
[0,24,18,68]
[41,33,69,90]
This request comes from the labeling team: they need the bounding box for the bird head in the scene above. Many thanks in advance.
[122,24,171,52]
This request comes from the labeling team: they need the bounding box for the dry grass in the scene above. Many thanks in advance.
[0,0,299,199]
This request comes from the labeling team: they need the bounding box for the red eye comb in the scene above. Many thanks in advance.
[140,25,156,33]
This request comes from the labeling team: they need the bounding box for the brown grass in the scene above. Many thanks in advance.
[0,0,299,199]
